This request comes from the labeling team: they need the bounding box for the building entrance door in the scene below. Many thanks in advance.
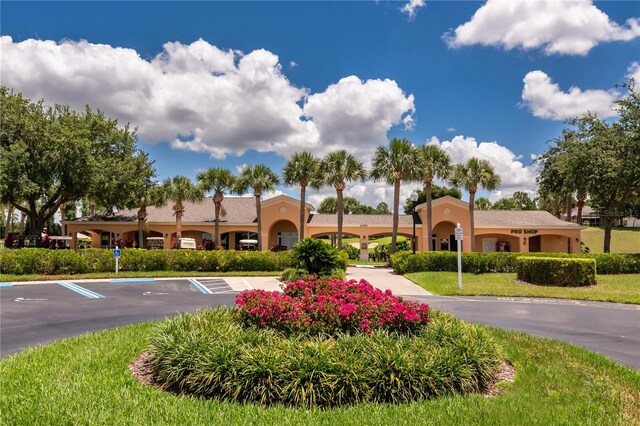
[449,234,457,252]
[529,235,541,252]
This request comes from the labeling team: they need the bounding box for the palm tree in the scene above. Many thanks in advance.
[474,197,492,211]
[282,151,320,241]
[135,184,167,248]
[162,176,204,240]
[197,167,237,248]
[236,165,279,251]
[451,157,501,252]
[418,144,451,251]
[317,150,367,250]
[370,138,421,254]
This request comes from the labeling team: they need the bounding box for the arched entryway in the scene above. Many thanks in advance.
[268,220,298,250]
[432,221,458,251]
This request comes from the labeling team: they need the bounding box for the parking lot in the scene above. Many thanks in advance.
[0,278,256,356]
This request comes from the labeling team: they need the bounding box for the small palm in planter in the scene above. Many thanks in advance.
[291,237,342,276]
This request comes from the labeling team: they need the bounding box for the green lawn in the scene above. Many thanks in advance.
[0,270,281,283]
[342,235,407,246]
[582,227,640,253]
[406,272,640,304]
[1,320,638,425]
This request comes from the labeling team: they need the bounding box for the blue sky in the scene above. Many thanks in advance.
[2,1,639,207]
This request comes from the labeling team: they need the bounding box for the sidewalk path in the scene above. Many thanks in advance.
[345,266,432,297]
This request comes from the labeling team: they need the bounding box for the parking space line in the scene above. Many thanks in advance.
[110,278,156,283]
[58,282,106,299]
[241,278,253,290]
[0,283,13,287]
[188,278,213,295]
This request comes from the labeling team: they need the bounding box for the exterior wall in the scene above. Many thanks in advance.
[418,198,472,252]
[64,196,583,254]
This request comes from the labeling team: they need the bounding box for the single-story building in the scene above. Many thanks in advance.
[571,205,640,228]
[63,195,585,254]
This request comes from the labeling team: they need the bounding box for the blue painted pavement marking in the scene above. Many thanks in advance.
[0,283,13,287]
[188,278,213,295]
[110,278,156,283]
[58,282,106,299]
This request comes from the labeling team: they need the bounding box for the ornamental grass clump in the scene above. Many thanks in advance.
[235,278,430,335]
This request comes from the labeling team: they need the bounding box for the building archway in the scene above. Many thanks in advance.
[432,221,457,251]
[268,220,298,250]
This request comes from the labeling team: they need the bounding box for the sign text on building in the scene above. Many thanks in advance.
[510,229,539,235]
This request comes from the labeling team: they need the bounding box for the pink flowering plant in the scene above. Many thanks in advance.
[235,278,430,335]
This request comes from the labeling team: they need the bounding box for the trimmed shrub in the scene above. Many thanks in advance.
[516,257,597,287]
[343,244,359,260]
[391,251,640,275]
[0,248,294,275]
[149,308,501,408]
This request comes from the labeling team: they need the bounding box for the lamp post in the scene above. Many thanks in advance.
[410,191,419,254]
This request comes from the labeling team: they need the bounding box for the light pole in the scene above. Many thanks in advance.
[410,191,419,254]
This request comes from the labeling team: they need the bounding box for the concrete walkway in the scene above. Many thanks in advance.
[345,266,432,296]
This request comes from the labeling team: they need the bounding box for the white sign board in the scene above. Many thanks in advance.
[455,227,463,241]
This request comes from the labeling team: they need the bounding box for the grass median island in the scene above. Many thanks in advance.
[406,272,640,304]
[2,318,639,424]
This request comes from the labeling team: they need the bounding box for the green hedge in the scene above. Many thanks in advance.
[390,251,640,275]
[0,248,294,275]
[516,257,596,287]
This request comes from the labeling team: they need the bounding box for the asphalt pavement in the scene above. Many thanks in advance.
[1,275,639,371]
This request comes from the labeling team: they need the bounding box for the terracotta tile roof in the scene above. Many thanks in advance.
[72,197,257,223]
[308,214,416,226]
[474,210,582,227]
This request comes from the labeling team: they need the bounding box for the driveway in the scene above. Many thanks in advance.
[2,272,639,371]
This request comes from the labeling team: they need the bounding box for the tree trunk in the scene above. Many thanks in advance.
[19,212,26,235]
[576,192,586,225]
[299,185,306,241]
[425,179,433,251]
[137,206,146,249]
[565,193,572,222]
[603,215,612,253]
[255,195,262,251]
[60,203,66,236]
[390,179,400,255]
[5,205,13,237]
[175,203,183,240]
[469,191,476,252]
[214,201,221,247]
[336,187,344,251]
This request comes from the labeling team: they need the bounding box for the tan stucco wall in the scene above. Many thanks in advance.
[64,196,582,253]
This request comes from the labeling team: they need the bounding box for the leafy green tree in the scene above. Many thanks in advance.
[0,87,153,237]
[404,185,462,214]
[236,165,280,251]
[197,167,236,247]
[512,191,538,210]
[416,144,451,251]
[371,138,421,254]
[474,197,492,211]
[451,157,501,252]
[318,197,338,214]
[162,176,204,240]
[375,202,390,214]
[132,183,167,248]
[282,151,320,241]
[491,198,519,210]
[317,150,367,250]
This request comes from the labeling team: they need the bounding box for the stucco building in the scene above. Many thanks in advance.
[64,195,585,254]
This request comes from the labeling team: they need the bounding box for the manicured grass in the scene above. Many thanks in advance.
[348,260,387,266]
[0,270,281,283]
[342,236,407,246]
[1,319,638,424]
[406,272,640,304]
[582,227,640,253]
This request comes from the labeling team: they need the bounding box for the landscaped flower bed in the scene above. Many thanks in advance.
[236,278,430,335]
[148,278,502,408]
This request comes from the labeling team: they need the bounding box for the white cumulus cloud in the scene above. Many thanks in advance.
[303,75,415,161]
[521,70,619,120]
[401,0,426,19]
[627,62,640,88]
[444,0,640,55]
[427,135,538,200]
[0,36,414,161]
